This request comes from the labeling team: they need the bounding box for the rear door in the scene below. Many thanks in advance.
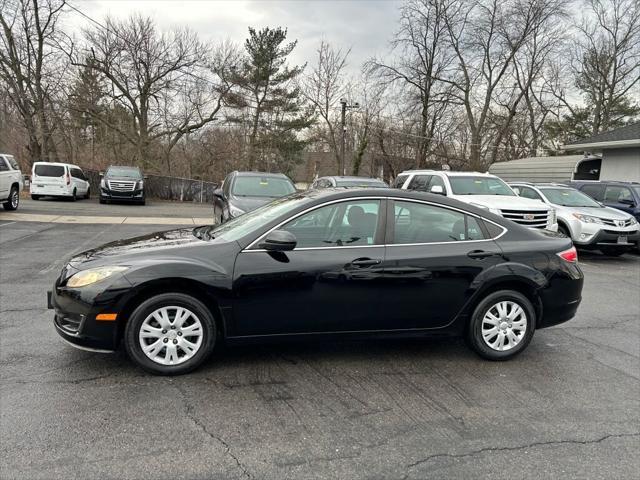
[33,163,66,188]
[379,199,504,330]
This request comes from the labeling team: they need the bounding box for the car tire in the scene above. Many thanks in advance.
[31,194,40,200]
[139,199,146,206]
[3,186,19,211]
[124,293,217,375]
[84,187,90,199]
[99,197,106,204]
[600,247,625,257]
[558,224,570,238]
[466,290,536,361]
[71,188,77,201]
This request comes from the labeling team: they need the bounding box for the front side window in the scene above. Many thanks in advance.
[0,158,8,172]
[232,176,295,198]
[518,186,543,201]
[604,185,633,204]
[392,201,486,244]
[70,168,83,179]
[280,200,381,248]
[449,176,515,196]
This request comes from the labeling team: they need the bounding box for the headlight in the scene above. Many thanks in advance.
[629,216,638,225]
[549,209,557,224]
[66,266,128,288]
[100,179,106,188]
[228,205,246,217]
[572,213,603,224]
[137,180,144,189]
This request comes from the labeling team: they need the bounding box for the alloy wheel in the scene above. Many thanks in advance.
[11,190,18,208]
[138,306,204,365]
[481,300,527,352]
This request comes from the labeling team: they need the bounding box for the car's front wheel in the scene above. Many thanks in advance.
[467,290,535,360]
[124,293,217,375]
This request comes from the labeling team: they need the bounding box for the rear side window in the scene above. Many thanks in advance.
[407,175,431,191]
[6,156,19,170]
[392,201,486,244]
[393,175,409,188]
[0,158,8,172]
[34,164,65,177]
[70,168,84,180]
[580,184,604,201]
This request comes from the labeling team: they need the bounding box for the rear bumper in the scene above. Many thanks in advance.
[538,262,584,328]
[30,184,73,196]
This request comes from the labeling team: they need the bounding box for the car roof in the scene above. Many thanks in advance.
[510,182,571,188]
[108,165,140,170]
[322,176,384,181]
[234,171,290,178]
[398,169,494,177]
[570,180,640,185]
[32,162,80,168]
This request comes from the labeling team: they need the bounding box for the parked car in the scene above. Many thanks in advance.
[309,176,388,189]
[0,153,23,211]
[394,170,558,231]
[510,183,639,256]
[49,188,583,375]
[213,171,296,223]
[567,181,640,222]
[30,162,90,201]
[100,165,146,205]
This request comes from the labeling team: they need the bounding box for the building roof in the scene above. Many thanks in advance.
[488,155,596,183]
[563,122,640,150]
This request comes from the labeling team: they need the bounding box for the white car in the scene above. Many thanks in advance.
[511,182,639,256]
[0,153,24,211]
[30,162,90,201]
[394,170,558,231]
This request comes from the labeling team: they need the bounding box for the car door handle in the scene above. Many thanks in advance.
[467,250,500,259]
[351,258,381,267]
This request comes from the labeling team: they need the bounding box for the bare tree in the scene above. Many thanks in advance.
[75,15,236,170]
[0,0,69,163]
[302,40,350,173]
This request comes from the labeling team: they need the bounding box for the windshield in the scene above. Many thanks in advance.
[540,187,601,207]
[196,194,308,242]
[335,179,387,187]
[34,164,64,177]
[231,176,295,198]
[449,176,515,196]
[107,167,142,178]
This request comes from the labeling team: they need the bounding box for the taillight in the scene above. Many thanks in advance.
[65,174,70,185]
[557,246,578,263]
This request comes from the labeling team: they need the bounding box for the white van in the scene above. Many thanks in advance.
[30,162,90,201]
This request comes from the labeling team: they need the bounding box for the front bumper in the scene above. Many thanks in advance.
[49,274,133,352]
[574,228,639,249]
[100,188,145,202]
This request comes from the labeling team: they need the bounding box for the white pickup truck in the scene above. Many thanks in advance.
[0,153,24,211]
[394,170,558,231]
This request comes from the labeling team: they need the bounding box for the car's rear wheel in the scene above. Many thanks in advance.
[124,293,217,375]
[3,186,19,211]
[600,246,626,257]
[467,290,535,360]
[71,188,77,201]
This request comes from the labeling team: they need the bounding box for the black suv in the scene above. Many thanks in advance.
[568,181,640,222]
[100,166,146,205]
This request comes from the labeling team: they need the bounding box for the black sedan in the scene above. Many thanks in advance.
[212,171,296,223]
[50,188,584,375]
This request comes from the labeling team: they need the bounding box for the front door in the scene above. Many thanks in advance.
[379,199,504,330]
[231,198,387,337]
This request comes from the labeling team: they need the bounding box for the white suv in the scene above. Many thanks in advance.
[30,162,90,201]
[0,153,24,211]
[394,170,557,231]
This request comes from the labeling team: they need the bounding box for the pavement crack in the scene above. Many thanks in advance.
[174,383,252,479]
[403,432,640,477]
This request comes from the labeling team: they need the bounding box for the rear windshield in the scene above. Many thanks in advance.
[34,164,65,177]
[106,166,142,178]
[231,176,295,198]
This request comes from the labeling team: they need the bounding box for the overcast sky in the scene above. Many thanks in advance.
[65,0,403,74]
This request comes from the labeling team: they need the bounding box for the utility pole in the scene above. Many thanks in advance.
[339,98,359,176]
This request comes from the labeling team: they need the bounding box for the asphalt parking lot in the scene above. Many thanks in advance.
[1,210,639,479]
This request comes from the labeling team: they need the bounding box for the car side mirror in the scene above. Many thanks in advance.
[144,175,148,180]
[258,230,297,252]
[99,172,104,177]
[213,188,224,199]
[430,185,444,195]
[512,187,520,195]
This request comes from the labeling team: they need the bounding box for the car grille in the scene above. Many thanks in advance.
[500,209,549,229]
[600,218,634,227]
[55,313,84,334]
[604,229,638,235]
[107,180,136,192]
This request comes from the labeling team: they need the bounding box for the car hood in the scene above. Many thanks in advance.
[230,196,276,212]
[553,205,632,220]
[456,195,549,211]
[68,228,203,265]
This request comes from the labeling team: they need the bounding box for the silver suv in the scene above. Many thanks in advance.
[511,183,639,256]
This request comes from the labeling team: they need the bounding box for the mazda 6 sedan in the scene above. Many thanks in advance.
[49,188,584,375]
